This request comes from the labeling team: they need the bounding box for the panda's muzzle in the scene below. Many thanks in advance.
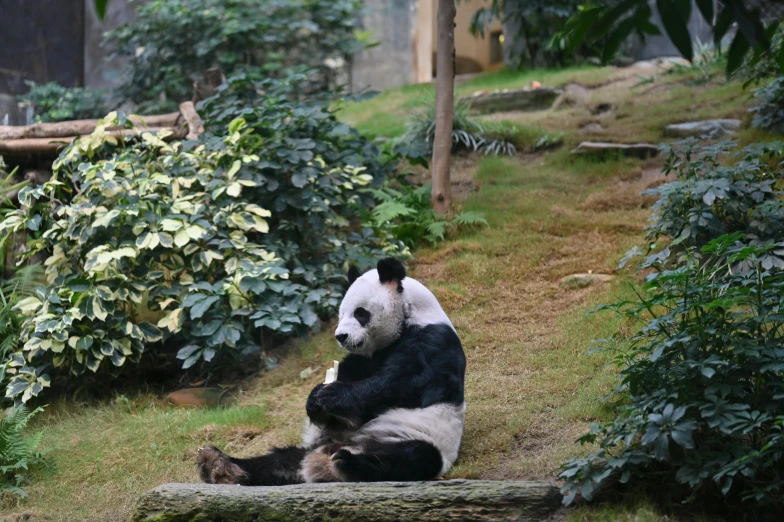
[335,333,363,351]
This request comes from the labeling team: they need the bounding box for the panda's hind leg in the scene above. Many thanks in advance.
[331,440,443,482]
[197,445,307,486]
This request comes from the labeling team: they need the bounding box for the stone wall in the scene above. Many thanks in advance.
[83,0,147,91]
[351,0,418,92]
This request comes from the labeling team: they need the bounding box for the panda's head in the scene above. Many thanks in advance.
[334,258,408,356]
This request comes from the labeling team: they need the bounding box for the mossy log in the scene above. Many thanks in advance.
[0,113,181,141]
[0,104,204,156]
[0,127,189,155]
[131,479,562,522]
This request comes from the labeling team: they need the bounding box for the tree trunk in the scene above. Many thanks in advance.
[431,0,456,215]
[131,480,562,522]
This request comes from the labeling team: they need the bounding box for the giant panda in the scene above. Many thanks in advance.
[196,257,466,484]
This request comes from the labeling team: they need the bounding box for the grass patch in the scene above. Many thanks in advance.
[337,65,620,140]
[455,65,618,93]
[336,83,434,138]
[4,398,270,521]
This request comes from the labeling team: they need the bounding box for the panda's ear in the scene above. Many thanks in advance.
[347,265,361,285]
[377,258,406,293]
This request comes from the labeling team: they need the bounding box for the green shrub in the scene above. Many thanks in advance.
[734,24,784,86]
[368,183,487,248]
[0,405,46,497]
[750,77,784,134]
[636,139,784,267]
[561,236,784,506]
[0,80,405,404]
[106,0,366,111]
[0,265,45,363]
[18,82,108,123]
[196,69,392,185]
[561,141,784,507]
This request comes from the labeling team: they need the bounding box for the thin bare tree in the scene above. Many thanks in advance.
[431,0,456,214]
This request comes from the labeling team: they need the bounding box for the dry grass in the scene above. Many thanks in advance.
[2,64,760,522]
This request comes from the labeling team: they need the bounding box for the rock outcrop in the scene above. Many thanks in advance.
[132,480,562,522]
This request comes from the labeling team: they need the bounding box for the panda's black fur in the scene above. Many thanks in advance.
[197,258,466,484]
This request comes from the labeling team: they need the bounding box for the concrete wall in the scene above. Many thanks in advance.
[0,0,85,95]
[351,0,418,92]
[83,0,145,91]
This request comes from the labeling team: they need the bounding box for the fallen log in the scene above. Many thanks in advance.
[0,112,181,141]
[0,127,188,155]
[131,480,562,522]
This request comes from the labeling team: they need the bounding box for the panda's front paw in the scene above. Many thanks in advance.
[306,384,328,420]
[306,383,359,427]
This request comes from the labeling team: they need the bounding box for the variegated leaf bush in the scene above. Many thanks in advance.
[1,92,405,405]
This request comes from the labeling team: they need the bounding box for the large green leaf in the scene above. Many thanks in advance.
[563,7,603,56]
[602,16,638,64]
[727,31,750,75]
[713,6,734,47]
[656,0,694,62]
[694,0,713,25]
[673,0,692,23]
[190,296,219,320]
[594,0,640,39]
[726,0,768,49]
[94,0,108,21]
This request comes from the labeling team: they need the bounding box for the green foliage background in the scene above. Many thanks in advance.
[106,0,366,112]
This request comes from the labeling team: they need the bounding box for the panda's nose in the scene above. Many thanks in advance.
[335,333,348,345]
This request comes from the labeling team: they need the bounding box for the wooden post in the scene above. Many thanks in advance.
[413,0,434,84]
[431,0,455,215]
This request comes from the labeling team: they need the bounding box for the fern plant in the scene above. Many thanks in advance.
[369,184,487,247]
[0,405,46,497]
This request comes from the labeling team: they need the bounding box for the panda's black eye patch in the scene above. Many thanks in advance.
[354,307,371,327]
